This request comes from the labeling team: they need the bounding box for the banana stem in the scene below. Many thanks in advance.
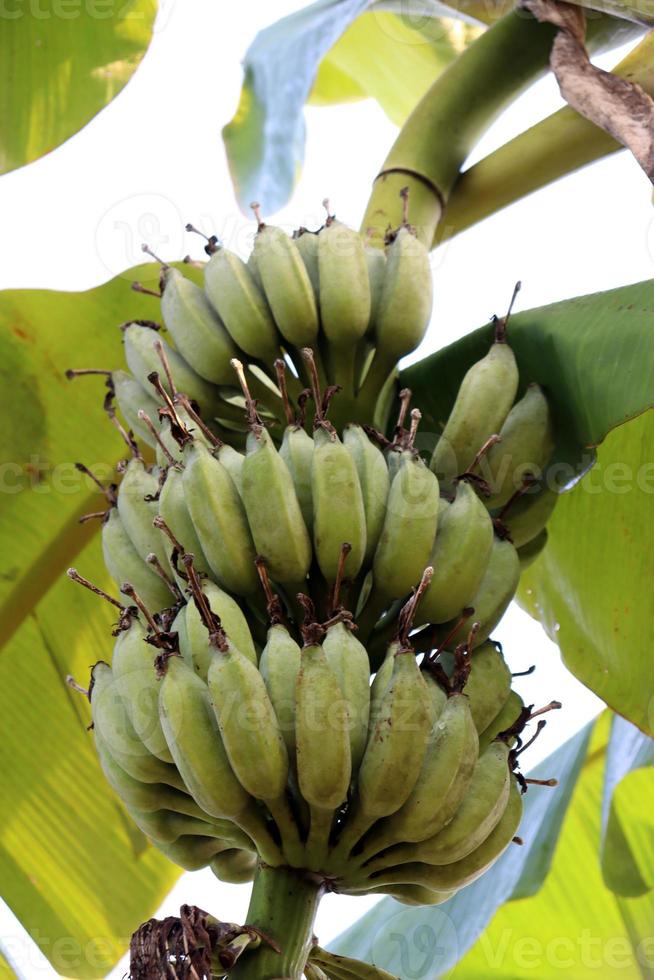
[361,9,558,245]
[229,865,325,980]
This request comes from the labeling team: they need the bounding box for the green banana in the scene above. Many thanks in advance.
[502,483,558,548]
[126,805,242,847]
[372,226,432,364]
[360,688,478,857]
[479,690,525,752]
[94,728,202,817]
[112,369,160,448]
[117,457,172,575]
[372,451,439,602]
[184,578,257,678]
[122,322,223,419]
[296,638,352,862]
[294,228,320,294]
[258,622,302,759]
[396,739,512,867]
[312,423,367,582]
[322,620,371,773]
[363,775,522,894]
[483,384,555,508]
[364,242,386,329]
[155,835,228,871]
[343,424,390,563]
[160,267,236,384]
[279,423,315,531]
[90,662,185,789]
[518,528,548,569]
[430,334,519,486]
[203,244,280,362]
[182,441,258,595]
[158,466,211,576]
[462,641,512,732]
[418,481,494,624]
[241,418,312,586]
[210,848,258,884]
[207,636,288,802]
[111,614,173,763]
[251,215,319,348]
[171,604,190,661]
[441,535,521,648]
[102,508,172,612]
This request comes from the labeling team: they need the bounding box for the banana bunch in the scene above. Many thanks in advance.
[66,203,563,909]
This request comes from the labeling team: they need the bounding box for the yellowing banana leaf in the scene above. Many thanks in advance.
[0,263,187,976]
[0,954,16,980]
[330,717,597,973]
[222,0,478,213]
[0,0,156,175]
[402,280,654,732]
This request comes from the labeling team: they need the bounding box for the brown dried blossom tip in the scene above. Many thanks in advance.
[182,553,228,652]
[185,222,220,255]
[254,556,286,626]
[396,566,434,652]
[66,568,135,634]
[232,357,263,433]
[493,280,521,344]
[499,700,562,794]
[297,593,326,647]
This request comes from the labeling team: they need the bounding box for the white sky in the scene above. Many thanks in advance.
[1,1,651,976]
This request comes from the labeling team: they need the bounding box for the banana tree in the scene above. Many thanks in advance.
[2,1,654,978]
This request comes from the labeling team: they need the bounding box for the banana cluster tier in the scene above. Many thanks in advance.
[69,203,558,906]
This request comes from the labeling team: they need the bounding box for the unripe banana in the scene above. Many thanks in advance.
[373,227,432,362]
[158,466,211,577]
[111,615,173,763]
[343,424,390,563]
[117,457,172,574]
[252,220,319,347]
[372,884,453,907]
[372,451,439,601]
[518,528,548,569]
[365,242,386,329]
[210,848,258,884]
[364,774,522,894]
[479,690,524,752]
[461,641,512,733]
[318,220,371,347]
[242,425,311,585]
[258,622,302,759]
[160,267,236,384]
[430,337,519,486]
[126,805,240,847]
[362,688,478,855]
[356,650,432,820]
[322,621,371,772]
[156,835,228,871]
[102,508,172,612]
[204,245,280,362]
[279,424,315,530]
[368,642,396,727]
[207,636,288,802]
[94,729,203,817]
[182,442,258,596]
[502,483,557,548]
[296,639,352,861]
[419,481,494,624]
[483,384,555,508]
[113,369,160,448]
[402,739,512,866]
[90,662,184,789]
[184,579,257,678]
[158,656,253,819]
[122,322,223,419]
[171,604,190,661]
[312,424,367,582]
[441,535,520,648]
[294,228,320,294]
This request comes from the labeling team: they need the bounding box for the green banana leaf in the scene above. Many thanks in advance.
[222,0,478,213]
[330,717,597,973]
[0,0,156,175]
[601,717,654,897]
[401,279,654,732]
[0,263,184,977]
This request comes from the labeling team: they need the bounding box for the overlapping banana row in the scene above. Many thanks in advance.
[68,199,561,906]
[112,197,432,444]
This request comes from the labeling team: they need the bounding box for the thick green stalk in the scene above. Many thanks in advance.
[230,865,324,980]
[361,9,557,245]
[439,28,654,242]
